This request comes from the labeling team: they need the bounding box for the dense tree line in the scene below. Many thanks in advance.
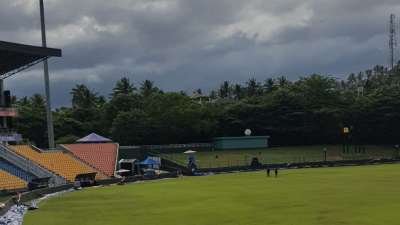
[13,63,400,147]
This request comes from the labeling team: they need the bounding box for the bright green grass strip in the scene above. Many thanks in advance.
[24,164,400,225]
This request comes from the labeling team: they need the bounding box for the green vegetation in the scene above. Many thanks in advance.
[24,164,400,225]
[161,145,395,168]
[13,64,400,147]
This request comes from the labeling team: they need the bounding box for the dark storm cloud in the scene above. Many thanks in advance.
[1,0,400,106]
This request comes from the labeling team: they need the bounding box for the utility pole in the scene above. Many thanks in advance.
[40,0,55,149]
[389,14,397,71]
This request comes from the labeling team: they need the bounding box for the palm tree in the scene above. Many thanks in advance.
[112,77,135,97]
[218,81,231,99]
[277,76,290,87]
[70,84,99,108]
[246,78,261,97]
[140,80,159,97]
[233,84,243,100]
[263,78,275,93]
[30,94,46,108]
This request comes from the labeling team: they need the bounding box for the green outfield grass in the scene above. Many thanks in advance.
[24,164,400,225]
[161,145,395,168]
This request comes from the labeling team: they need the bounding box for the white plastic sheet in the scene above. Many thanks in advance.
[0,205,27,225]
[0,189,74,225]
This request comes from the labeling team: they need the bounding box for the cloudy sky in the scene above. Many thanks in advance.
[1,0,400,106]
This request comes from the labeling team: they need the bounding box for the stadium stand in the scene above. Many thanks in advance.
[0,170,26,191]
[9,145,107,182]
[0,158,36,182]
[0,144,66,186]
[61,143,118,177]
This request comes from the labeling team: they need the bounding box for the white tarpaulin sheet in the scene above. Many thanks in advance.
[0,189,74,225]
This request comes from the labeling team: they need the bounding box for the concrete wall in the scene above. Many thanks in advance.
[214,136,270,150]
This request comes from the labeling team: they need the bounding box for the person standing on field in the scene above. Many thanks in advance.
[274,168,278,177]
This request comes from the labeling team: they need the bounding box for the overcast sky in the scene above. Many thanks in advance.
[1,0,400,106]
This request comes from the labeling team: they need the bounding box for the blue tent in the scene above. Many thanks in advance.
[140,157,160,169]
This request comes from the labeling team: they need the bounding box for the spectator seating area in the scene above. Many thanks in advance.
[9,145,107,182]
[0,170,27,191]
[62,143,118,177]
[0,158,36,182]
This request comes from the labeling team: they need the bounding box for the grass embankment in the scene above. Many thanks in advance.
[161,145,395,168]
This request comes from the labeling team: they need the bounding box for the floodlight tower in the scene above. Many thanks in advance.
[389,14,397,71]
[39,0,55,149]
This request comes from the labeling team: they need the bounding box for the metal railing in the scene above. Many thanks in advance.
[0,145,66,186]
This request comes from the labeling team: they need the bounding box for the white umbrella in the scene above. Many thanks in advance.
[116,169,130,173]
[184,150,197,154]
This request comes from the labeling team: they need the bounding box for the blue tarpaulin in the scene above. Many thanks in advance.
[140,158,159,166]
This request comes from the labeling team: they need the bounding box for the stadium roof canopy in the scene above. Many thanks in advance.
[77,133,112,143]
[0,40,62,79]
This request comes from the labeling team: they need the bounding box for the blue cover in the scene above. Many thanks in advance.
[140,158,159,165]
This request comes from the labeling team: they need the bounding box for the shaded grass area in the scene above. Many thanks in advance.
[161,145,395,168]
[24,164,400,225]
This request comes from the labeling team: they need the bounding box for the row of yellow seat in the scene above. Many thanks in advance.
[10,145,107,182]
[0,170,26,190]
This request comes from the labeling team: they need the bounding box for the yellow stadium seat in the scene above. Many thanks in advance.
[10,145,107,182]
[0,170,27,190]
